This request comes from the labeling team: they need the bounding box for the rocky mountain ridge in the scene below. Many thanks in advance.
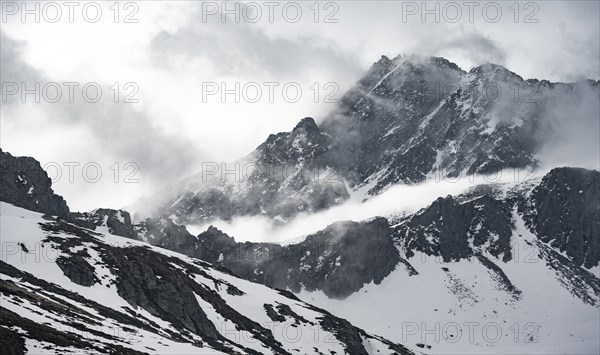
[38,164,596,301]
[137,54,599,224]
[0,150,415,354]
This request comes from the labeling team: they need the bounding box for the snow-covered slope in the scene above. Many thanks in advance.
[299,215,600,354]
[0,202,414,355]
[123,167,600,354]
[292,169,600,354]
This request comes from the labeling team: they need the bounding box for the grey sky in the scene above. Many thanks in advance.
[1,0,598,210]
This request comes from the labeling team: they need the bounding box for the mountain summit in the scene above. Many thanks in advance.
[136,55,599,224]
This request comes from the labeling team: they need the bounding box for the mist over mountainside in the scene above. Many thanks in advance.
[0,151,415,354]
[132,55,600,226]
[1,54,599,354]
[2,0,599,353]
[2,147,598,354]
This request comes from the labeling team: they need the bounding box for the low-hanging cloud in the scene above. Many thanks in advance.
[187,169,543,243]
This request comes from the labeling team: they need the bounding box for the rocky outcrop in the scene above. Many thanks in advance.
[520,167,600,268]
[131,217,399,299]
[71,208,134,238]
[141,117,349,225]
[55,255,98,287]
[0,149,69,217]
[128,168,599,301]
[395,195,514,262]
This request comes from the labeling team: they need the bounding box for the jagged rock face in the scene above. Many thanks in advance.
[134,216,200,256]
[195,226,237,260]
[321,57,597,194]
[321,55,466,187]
[144,117,349,224]
[395,195,514,262]
[71,208,134,238]
[520,167,600,268]
[1,202,414,354]
[220,218,399,299]
[132,218,399,299]
[125,168,599,302]
[256,117,330,166]
[55,254,99,287]
[136,55,599,223]
[0,149,69,218]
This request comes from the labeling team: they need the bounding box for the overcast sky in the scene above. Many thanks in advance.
[1,0,599,211]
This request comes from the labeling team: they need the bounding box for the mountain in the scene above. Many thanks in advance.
[134,117,348,224]
[0,152,415,355]
[118,167,600,353]
[2,53,599,354]
[119,168,600,295]
[2,156,598,354]
[1,202,415,354]
[135,55,599,225]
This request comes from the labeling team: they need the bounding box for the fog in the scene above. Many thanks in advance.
[1,1,598,211]
[187,169,544,243]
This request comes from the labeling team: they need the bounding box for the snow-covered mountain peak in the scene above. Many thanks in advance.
[468,62,525,83]
[131,54,598,225]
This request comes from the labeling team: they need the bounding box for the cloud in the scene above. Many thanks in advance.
[535,81,600,170]
[1,0,598,213]
[1,31,200,210]
[149,3,362,81]
[416,30,507,67]
[187,170,541,243]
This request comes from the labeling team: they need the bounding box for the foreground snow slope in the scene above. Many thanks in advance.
[0,202,414,355]
[299,211,600,354]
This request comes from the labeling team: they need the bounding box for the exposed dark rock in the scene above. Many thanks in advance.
[303,302,414,355]
[0,260,160,336]
[276,303,310,325]
[126,217,398,299]
[533,238,600,306]
[137,55,598,224]
[36,222,307,354]
[197,218,398,299]
[0,326,26,355]
[0,307,147,355]
[264,303,286,322]
[0,149,69,217]
[18,243,29,253]
[71,208,134,238]
[520,167,600,268]
[56,255,98,287]
[134,216,199,254]
[395,195,514,262]
[475,253,522,298]
[124,167,600,304]
[144,116,349,225]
